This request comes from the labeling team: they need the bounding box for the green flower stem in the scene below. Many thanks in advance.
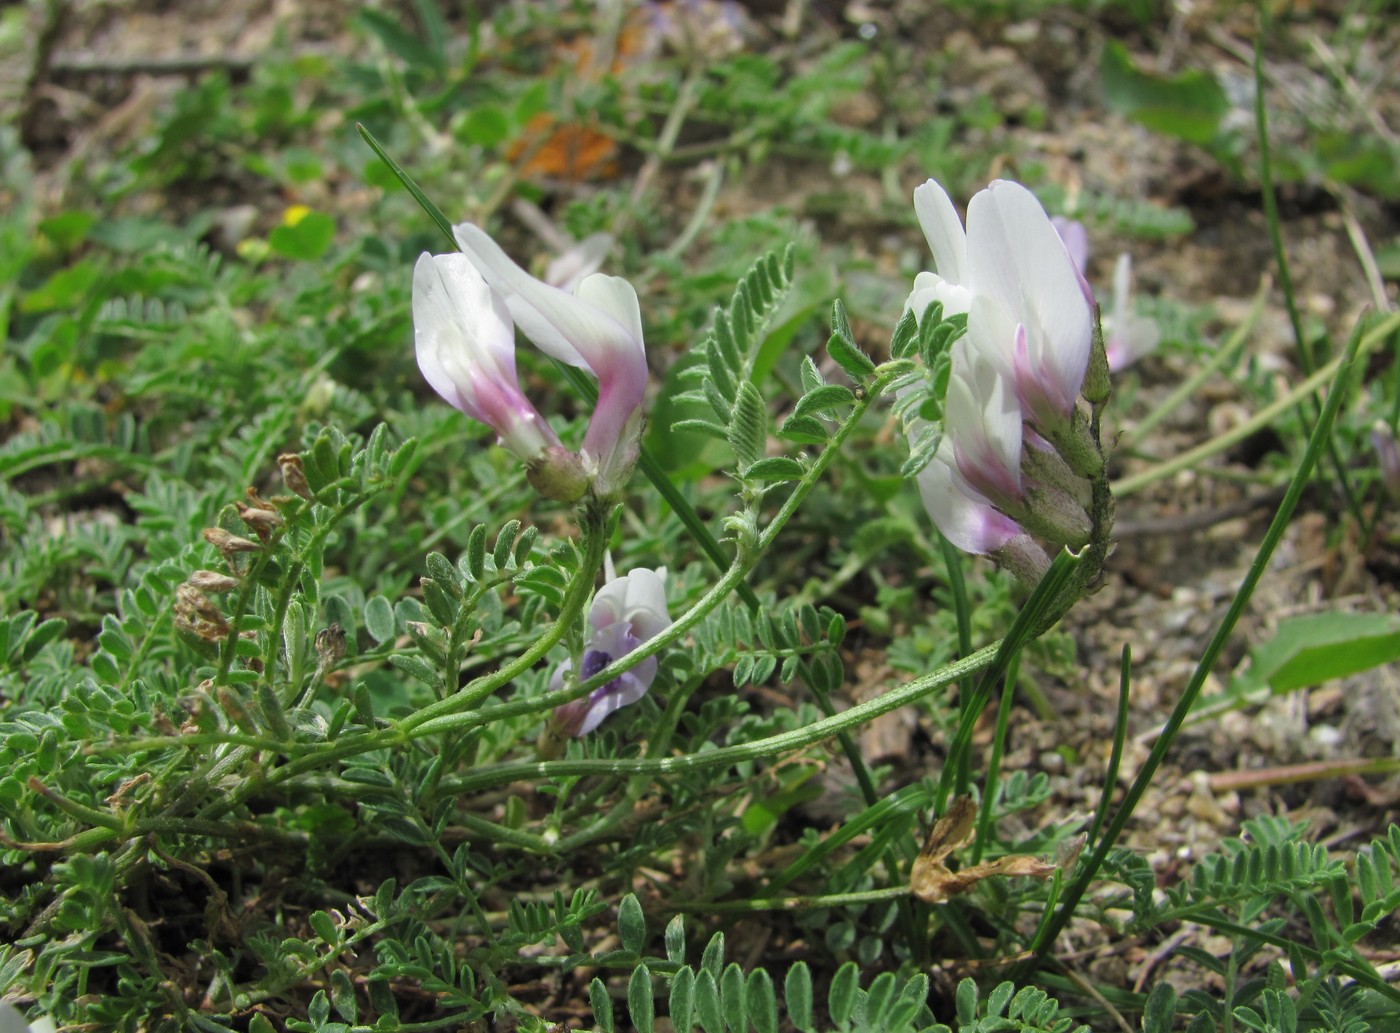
[434,642,998,797]
[972,652,1019,866]
[939,532,975,796]
[935,549,1081,812]
[1022,315,1368,976]
[674,885,912,914]
[1112,310,1399,498]
[1086,645,1132,852]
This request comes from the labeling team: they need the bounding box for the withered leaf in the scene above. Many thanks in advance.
[910,796,1057,904]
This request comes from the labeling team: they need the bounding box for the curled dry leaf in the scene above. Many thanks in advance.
[910,795,1057,904]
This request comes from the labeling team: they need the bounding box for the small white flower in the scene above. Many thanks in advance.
[551,566,672,736]
[1104,253,1160,371]
[412,253,561,464]
[454,223,649,495]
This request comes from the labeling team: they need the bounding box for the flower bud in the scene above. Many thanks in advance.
[203,527,261,556]
[1021,484,1092,550]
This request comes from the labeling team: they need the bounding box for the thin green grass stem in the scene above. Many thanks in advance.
[763,782,932,895]
[1087,646,1132,851]
[939,532,976,795]
[1118,279,1265,452]
[1022,317,1368,976]
[972,653,1019,866]
[1253,15,1365,529]
[1113,311,1399,498]
[936,549,1081,811]
[676,885,911,913]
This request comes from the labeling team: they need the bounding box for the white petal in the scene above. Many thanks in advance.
[905,272,972,322]
[412,253,516,419]
[916,444,1020,555]
[575,273,646,360]
[454,222,640,374]
[591,567,670,639]
[966,293,1019,382]
[914,179,968,285]
[967,182,1092,399]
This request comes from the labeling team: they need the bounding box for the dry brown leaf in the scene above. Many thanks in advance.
[910,796,1058,904]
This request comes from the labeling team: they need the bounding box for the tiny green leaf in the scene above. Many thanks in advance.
[364,596,396,644]
[618,893,647,955]
[785,961,814,1033]
[728,381,768,472]
[743,457,805,482]
[629,965,655,1033]
[591,977,615,1033]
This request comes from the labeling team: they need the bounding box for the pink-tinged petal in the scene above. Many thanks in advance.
[945,338,1023,509]
[914,179,968,285]
[412,252,561,461]
[1050,216,1089,275]
[916,444,1022,556]
[967,181,1093,417]
[572,272,649,475]
[455,222,624,372]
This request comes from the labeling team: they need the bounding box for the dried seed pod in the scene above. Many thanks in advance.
[235,502,283,541]
[315,623,347,667]
[187,569,240,593]
[278,452,313,500]
[203,527,261,557]
[175,583,231,640]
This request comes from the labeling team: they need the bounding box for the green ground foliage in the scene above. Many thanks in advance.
[2,1,1400,1030]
